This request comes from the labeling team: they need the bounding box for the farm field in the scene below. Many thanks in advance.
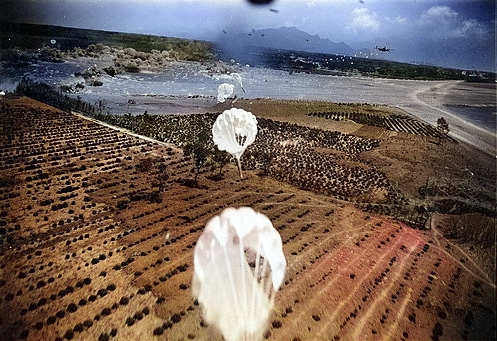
[0,96,495,341]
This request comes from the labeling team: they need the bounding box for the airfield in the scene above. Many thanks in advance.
[0,96,495,341]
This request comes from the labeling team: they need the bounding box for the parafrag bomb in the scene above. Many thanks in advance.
[230,72,245,93]
[212,108,258,179]
[192,207,286,341]
[217,83,234,103]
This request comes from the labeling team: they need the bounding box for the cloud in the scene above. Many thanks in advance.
[347,7,380,35]
[422,5,458,21]
[384,14,409,29]
[451,19,488,38]
[419,5,458,31]
[393,16,408,25]
[418,5,488,39]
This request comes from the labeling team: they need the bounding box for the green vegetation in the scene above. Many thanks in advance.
[0,22,212,62]
[2,22,495,80]
[107,32,211,61]
[352,57,465,80]
[183,129,212,187]
[288,51,495,81]
[15,78,104,114]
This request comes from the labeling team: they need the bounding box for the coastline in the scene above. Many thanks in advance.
[86,57,495,156]
[400,80,496,157]
[4,54,494,156]
[98,79,496,157]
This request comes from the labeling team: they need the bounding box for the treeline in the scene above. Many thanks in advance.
[281,48,496,81]
[1,22,212,61]
[14,78,104,115]
[358,59,496,82]
[351,57,466,81]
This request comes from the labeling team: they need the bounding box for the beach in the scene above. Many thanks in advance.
[405,80,496,157]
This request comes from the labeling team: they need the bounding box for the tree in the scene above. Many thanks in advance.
[155,160,169,194]
[436,117,450,144]
[183,129,212,187]
[259,150,273,176]
[149,160,169,203]
[212,148,230,179]
[135,157,169,202]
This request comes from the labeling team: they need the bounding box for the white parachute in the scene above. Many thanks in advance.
[212,108,257,179]
[192,207,286,341]
[230,72,245,93]
[217,83,234,103]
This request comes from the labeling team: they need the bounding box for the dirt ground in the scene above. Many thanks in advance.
[0,96,495,341]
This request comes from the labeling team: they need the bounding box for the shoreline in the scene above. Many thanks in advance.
[91,86,496,157]
[73,56,495,156]
[5,54,495,155]
[401,80,496,157]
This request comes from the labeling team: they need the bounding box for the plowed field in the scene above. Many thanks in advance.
[0,97,494,341]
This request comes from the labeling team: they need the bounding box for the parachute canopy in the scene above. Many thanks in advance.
[212,108,257,159]
[230,72,245,93]
[217,83,234,103]
[192,207,286,341]
[212,108,258,178]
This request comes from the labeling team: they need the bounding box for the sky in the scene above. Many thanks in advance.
[1,0,495,71]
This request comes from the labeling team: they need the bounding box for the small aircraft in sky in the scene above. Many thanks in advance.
[375,45,392,52]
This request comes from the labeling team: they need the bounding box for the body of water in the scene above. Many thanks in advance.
[444,105,496,132]
[1,56,495,154]
[0,59,451,105]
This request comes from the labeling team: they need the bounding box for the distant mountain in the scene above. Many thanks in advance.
[217,26,355,57]
[228,26,494,72]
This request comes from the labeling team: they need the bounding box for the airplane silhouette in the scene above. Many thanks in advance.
[375,46,392,52]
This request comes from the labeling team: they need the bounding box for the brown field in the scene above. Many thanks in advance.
[0,96,495,341]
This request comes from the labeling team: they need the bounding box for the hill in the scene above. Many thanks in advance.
[1,22,495,81]
[0,22,212,60]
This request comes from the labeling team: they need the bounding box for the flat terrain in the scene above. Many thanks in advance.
[0,96,495,341]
